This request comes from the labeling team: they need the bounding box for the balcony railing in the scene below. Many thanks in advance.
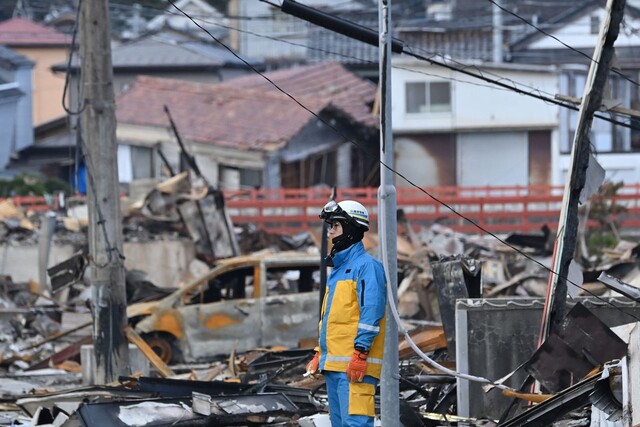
[4,184,640,236]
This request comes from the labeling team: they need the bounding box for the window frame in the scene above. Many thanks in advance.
[561,71,633,154]
[404,80,452,114]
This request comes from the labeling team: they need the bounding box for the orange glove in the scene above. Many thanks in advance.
[346,349,368,382]
[305,352,320,377]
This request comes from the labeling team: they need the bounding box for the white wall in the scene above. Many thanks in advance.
[0,243,76,284]
[0,240,196,290]
[123,240,196,289]
[394,136,442,188]
[118,144,133,183]
[457,132,528,187]
[556,152,640,185]
[528,7,640,50]
[391,59,560,132]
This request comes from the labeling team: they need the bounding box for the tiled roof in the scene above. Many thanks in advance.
[111,36,253,69]
[116,76,332,151]
[220,62,378,127]
[0,18,70,46]
[52,33,262,71]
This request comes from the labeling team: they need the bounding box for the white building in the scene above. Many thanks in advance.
[391,58,561,187]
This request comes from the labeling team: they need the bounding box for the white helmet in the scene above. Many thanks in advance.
[319,199,370,231]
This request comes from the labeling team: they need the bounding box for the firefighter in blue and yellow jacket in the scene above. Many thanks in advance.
[306,199,387,427]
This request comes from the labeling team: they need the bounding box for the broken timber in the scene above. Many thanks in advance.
[124,325,175,378]
[163,105,240,260]
[541,0,625,341]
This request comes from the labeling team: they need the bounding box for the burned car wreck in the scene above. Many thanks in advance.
[128,251,322,363]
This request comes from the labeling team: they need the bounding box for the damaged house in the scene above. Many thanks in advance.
[0,45,33,170]
[115,62,380,190]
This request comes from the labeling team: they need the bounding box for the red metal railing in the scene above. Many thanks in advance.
[4,184,640,235]
[224,184,640,235]
[3,195,61,212]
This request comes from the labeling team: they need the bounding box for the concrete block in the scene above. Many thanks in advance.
[81,344,149,385]
[455,297,640,420]
[123,240,195,289]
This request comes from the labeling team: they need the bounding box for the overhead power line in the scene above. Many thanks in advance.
[486,0,640,89]
[165,0,640,325]
[127,0,640,130]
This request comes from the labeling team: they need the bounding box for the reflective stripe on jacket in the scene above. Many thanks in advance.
[318,241,387,379]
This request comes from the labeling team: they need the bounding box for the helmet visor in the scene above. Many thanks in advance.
[319,200,361,229]
[319,200,344,220]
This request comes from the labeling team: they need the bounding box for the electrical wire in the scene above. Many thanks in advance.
[113,0,640,132]
[98,0,639,130]
[487,0,640,88]
[75,130,124,269]
[378,180,516,392]
[97,0,640,130]
[65,0,125,269]
[402,47,639,131]
[112,0,640,392]
[166,1,640,326]
[61,0,85,115]
[5,0,591,402]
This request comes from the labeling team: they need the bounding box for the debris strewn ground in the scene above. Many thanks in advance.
[1,187,639,426]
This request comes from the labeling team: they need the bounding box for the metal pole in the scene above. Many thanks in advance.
[80,0,129,384]
[319,188,336,318]
[379,0,399,422]
[38,211,57,296]
[492,0,503,63]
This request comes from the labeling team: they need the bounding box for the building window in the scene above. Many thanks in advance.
[131,145,155,179]
[280,150,336,188]
[240,168,262,189]
[562,71,632,153]
[590,15,600,34]
[219,165,262,190]
[405,81,451,113]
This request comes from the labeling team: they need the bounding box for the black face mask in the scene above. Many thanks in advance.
[329,220,365,258]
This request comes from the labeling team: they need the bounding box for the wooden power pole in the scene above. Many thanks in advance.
[80,0,129,383]
[540,0,625,342]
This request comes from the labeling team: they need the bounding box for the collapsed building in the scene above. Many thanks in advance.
[0,178,639,426]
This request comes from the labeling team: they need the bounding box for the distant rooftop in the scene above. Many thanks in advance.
[0,17,71,46]
[111,34,256,70]
[220,62,378,128]
[52,32,263,72]
[116,76,332,151]
[116,64,378,151]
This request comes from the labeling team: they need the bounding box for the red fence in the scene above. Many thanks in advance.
[5,185,640,236]
[224,185,640,235]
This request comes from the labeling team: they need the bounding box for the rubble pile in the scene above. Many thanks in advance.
[0,278,62,370]
[0,185,639,425]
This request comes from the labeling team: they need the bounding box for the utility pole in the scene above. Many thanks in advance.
[539,0,625,343]
[12,0,32,19]
[492,0,503,63]
[378,0,399,423]
[80,0,130,384]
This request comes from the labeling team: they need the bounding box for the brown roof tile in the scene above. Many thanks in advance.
[0,18,71,46]
[116,76,331,151]
[219,62,378,127]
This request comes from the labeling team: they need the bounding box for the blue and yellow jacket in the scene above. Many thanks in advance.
[318,241,387,379]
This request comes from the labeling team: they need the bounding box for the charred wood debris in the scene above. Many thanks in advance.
[0,186,639,426]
